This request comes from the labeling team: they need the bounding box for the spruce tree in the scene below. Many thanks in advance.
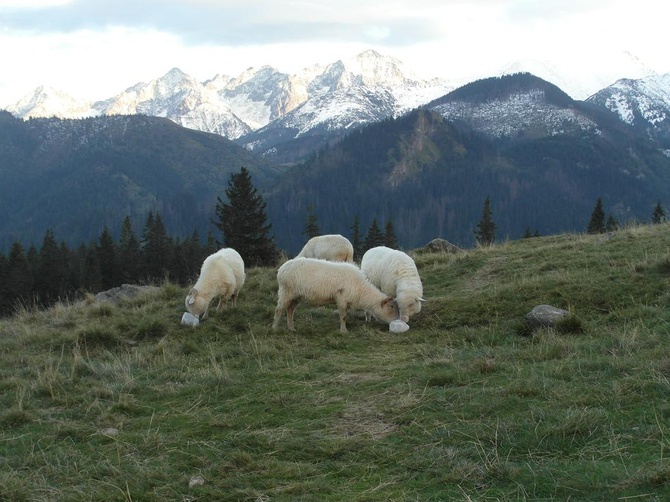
[652,201,666,224]
[34,229,66,305]
[118,216,141,284]
[97,226,117,290]
[214,167,278,267]
[587,198,606,234]
[384,219,398,249]
[363,218,385,253]
[474,196,496,246]
[302,204,320,238]
[142,212,172,282]
[350,215,363,262]
[1,242,33,314]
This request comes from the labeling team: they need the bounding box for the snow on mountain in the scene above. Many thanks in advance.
[6,85,97,119]
[6,49,667,151]
[586,73,670,127]
[429,75,599,140]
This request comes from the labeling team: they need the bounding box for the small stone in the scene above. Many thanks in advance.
[101,427,119,437]
[181,312,200,326]
[525,305,569,329]
[189,476,205,487]
[389,320,410,333]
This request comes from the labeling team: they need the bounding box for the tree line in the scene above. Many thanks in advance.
[0,167,399,317]
[2,166,666,317]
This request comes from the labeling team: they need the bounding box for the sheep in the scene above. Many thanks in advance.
[185,247,245,319]
[296,234,354,262]
[361,246,424,323]
[272,257,399,333]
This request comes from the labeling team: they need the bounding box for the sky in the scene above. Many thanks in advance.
[1,0,667,106]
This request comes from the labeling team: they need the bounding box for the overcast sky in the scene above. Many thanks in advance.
[1,0,667,106]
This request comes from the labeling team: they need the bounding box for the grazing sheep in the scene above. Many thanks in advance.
[185,248,245,319]
[296,234,354,262]
[272,257,399,333]
[361,246,424,323]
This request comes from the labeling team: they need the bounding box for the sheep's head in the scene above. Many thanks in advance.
[379,296,400,322]
[397,293,424,322]
[185,288,209,319]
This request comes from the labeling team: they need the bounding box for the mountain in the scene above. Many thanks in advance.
[237,50,452,163]
[6,50,453,152]
[0,111,278,251]
[265,73,670,254]
[585,73,670,145]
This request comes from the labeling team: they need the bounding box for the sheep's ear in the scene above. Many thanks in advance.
[418,297,425,302]
[381,296,394,307]
[187,288,198,305]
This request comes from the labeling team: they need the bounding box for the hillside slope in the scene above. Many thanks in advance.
[0,111,279,249]
[2,223,670,500]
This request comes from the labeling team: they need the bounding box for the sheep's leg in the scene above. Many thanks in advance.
[335,292,349,333]
[272,299,287,330]
[231,292,238,307]
[286,300,299,331]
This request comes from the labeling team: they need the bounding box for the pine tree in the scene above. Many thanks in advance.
[474,196,496,246]
[97,226,117,290]
[118,216,141,284]
[0,241,33,314]
[142,212,172,282]
[384,219,398,249]
[214,167,278,267]
[652,201,666,224]
[587,198,606,234]
[302,204,321,238]
[363,218,385,253]
[34,229,66,305]
[350,215,363,261]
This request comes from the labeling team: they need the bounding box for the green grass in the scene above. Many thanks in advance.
[2,224,670,501]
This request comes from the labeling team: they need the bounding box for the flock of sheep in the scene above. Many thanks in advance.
[183,234,425,333]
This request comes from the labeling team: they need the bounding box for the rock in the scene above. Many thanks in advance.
[181,312,200,326]
[419,238,464,254]
[389,319,410,333]
[95,284,160,304]
[525,305,569,329]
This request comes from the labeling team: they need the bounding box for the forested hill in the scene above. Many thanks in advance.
[0,111,279,251]
[264,102,670,254]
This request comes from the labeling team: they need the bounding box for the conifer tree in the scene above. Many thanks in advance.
[384,219,398,249]
[587,198,606,234]
[34,229,66,305]
[97,226,117,290]
[363,218,385,253]
[118,216,141,284]
[652,201,666,224]
[350,215,363,261]
[1,241,33,313]
[474,196,496,246]
[214,167,278,267]
[302,204,321,238]
[142,212,172,281]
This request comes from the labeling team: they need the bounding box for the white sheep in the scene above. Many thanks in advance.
[361,246,424,323]
[272,257,399,333]
[296,234,354,262]
[185,247,246,319]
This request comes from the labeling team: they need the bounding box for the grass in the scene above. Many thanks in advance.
[2,223,670,501]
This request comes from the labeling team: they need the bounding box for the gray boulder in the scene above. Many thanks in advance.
[525,305,569,329]
[95,284,160,304]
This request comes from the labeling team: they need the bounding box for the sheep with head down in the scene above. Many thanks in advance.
[361,246,424,324]
[185,248,245,320]
[272,257,399,333]
[296,234,354,262]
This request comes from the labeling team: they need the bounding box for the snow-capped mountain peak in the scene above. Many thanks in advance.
[6,85,94,119]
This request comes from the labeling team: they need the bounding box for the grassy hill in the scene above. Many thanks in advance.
[2,223,670,501]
